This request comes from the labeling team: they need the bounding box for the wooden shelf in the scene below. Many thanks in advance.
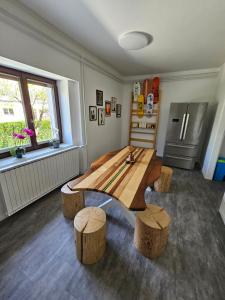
[130,138,155,144]
[132,109,158,113]
[131,131,156,135]
[129,84,161,149]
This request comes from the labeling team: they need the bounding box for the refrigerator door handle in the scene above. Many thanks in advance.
[183,113,190,140]
[179,114,186,140]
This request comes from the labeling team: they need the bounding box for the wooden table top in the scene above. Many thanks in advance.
[71,146,159,210]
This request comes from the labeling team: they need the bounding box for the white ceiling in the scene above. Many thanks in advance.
[20,0,225,76]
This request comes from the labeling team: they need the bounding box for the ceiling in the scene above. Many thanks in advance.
[19,0,225,76]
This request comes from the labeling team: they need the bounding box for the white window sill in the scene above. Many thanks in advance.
[0,144,81,173]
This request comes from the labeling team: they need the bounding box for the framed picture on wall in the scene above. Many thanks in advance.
[96,89,103,106]
[98,108,105,125]
[105,101,111,117]
[116,104,121,118]
[111,97,117,112]
[89,106,97,121]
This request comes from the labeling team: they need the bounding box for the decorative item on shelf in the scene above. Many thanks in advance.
[132,122,139,128]
[89,106,97,121]
[139,122,147,129]
[126,146,135,164]
[137,94,144,118]
[11,128,34,158]
[133,81,141,101]
[105,101,111,117]
[50,128,60,148]
[111,97,117,112]
[98,108,105,125]
[116,104,121,118]
[143,79,151,104]
[146,92,154,115]
[96,90,103,106]
[152,77,160,104]
[146,123,156,129]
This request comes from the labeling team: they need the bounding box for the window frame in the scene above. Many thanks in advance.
[0,65,62,159]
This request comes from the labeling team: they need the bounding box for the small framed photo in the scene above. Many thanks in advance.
[116,104,121,118]
[96,90,103,106]
[111,97,117,112]
[132,122,139,128]
[105,101,111,117]
[98,108,105,125]
[89,106,97,121]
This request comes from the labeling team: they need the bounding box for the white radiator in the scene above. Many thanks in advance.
[0,148,79,216]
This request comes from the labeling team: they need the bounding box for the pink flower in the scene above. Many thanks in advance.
[23,128,34,137]
[12,133,18,138]
[16,134,26,140]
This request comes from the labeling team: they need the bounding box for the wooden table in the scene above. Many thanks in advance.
[70,147,161,218]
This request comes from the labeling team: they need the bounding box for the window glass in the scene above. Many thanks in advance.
[0,76,29,151]
[27,81,58,143]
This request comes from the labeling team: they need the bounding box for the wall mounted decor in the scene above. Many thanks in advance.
[96,90,103,106]
[105,101,111,117]
[111,97,117,112]
[89,106,97,121]
[129,77,161,149]
[98,108,105,125]
[116,104,121,118]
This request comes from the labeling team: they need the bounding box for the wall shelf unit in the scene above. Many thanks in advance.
[129,84,161,149]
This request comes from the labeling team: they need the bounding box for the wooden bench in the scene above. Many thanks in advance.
[74,207,106,264]
[134,204,171,259]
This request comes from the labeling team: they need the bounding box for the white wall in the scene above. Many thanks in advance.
[219,134,225,157]
[0,3,124,171]
[203,63,225,179]
[121,76,218,157]
[83,66,123,165]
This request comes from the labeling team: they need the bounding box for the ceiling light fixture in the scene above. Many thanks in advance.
[118,31,153,50]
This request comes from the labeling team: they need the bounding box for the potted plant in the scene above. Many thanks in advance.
[11,128,34,158]
[50,128,60,149]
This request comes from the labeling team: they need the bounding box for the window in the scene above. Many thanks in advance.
[0,66,62,158]
[3,108,14,115]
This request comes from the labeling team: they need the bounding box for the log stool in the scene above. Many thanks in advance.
[154,166,173,192]
[134,204,171,259]
[61,183,84,219]
[74,207,106,264]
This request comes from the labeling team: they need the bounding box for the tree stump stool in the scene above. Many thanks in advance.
[74,207,106,264]
[134,204,171,259]
[61,182,84,219]
[154,166,173,192]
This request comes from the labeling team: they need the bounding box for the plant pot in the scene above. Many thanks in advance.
[52,140,60,149]
[15,147,25,159]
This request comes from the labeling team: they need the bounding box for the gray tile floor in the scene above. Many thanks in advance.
[0,168,225,300]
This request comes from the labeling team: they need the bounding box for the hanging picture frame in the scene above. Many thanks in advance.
[116,104,121,118]
[96,90,103,106]
[105,101,111,117]
[111,97,117,112]
[89,106,97,121]
[98,108,105,125]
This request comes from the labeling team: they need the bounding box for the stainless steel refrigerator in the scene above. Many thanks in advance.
[163,102,208,169]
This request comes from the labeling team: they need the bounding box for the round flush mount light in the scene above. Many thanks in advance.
[118,31,153,50]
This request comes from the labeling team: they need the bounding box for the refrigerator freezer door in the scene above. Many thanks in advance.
[182,103,208,145]
[165,103,188,144]
[163,154,195,169]
[164,143,199,157]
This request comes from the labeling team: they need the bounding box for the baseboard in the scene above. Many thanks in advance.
[219,195,225,225]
